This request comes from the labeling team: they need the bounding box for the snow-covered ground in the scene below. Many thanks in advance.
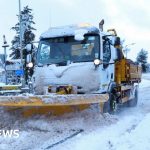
[0,74,150,150]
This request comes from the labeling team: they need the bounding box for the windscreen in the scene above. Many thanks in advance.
[37,34,100,65]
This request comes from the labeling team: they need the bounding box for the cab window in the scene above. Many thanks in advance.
[103,40,111,68]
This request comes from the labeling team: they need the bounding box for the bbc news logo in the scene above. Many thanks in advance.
[0,130,20,138]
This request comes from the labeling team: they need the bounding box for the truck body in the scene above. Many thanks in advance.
[0,23,142,116]
[29,23,141,112]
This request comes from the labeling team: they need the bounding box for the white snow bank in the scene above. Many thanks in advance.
[0,82,5,86]
[110,113,150,150]
[140,79,150,88]
[140,73,150,88]
[142,73,150,80]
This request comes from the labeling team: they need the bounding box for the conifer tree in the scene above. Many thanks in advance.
[10,6,36,59]
[136,49,148,72]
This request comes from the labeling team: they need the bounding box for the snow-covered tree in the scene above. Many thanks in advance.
[10,5,36,59]
[9,36,20,59]
[136,49,148,72]
[9,6,36,83]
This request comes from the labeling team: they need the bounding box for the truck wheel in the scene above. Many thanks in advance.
[103,94,117,114]
[127,86,138,107]
[110,94,118,114]
[103,99,110,113]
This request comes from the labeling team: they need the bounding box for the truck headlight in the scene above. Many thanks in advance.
[28,62,33,68]
[94,59,102,66]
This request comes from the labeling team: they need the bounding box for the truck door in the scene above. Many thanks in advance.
[100,37,115,92]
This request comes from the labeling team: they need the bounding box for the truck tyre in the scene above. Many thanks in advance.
[103,99,110,113]
[127,86,138,107]
[103,93,117,114]
[110,94,118,114]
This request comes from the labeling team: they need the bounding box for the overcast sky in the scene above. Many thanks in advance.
[0,0,149,61]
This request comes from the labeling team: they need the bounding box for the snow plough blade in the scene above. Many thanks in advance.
[0,94,109,117]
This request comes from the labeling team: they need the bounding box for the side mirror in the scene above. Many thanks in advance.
[114,37,121,47]
[26,44,33,52]
[26,54,32,63]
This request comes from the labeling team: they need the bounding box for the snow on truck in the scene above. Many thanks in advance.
[0,21,142,117]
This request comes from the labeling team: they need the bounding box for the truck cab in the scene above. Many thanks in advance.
[32,24,121,95]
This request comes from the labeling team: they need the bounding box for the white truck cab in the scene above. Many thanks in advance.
[32,23,121,95]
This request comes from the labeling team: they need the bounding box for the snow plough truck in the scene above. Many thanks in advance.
[0,21,142,117]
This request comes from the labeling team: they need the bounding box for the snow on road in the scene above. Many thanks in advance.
[55,77,150,150]
[0,74,150,150]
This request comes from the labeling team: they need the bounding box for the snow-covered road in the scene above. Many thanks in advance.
[55,80,150,150]
[0,74,150,150]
